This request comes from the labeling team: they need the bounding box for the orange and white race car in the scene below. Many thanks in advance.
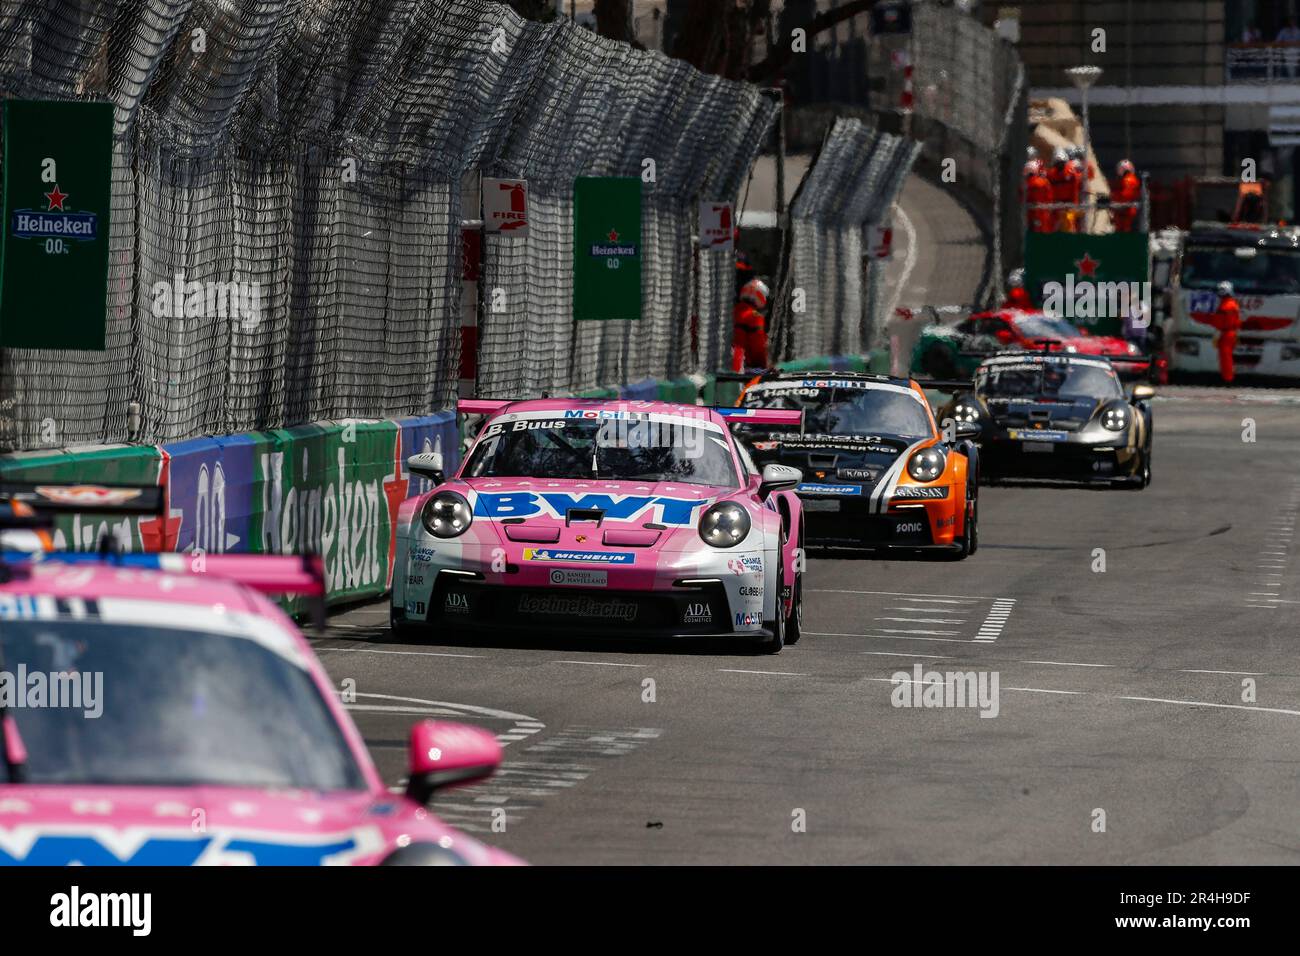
[731,371,981,557]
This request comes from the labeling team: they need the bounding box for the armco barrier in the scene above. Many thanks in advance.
[0,355,898,608]
[0,412,459,609]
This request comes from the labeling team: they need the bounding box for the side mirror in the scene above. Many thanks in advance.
[954,420,982,439]
[407,452,445,485]
[1130,384,1155,401]
[994,329,1014,345]
[759,463,802,498]
[405,720,502,806]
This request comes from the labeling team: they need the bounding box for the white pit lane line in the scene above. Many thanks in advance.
[342,693,547,748]
[718,668,809,677]
[550,659,647,668]
[865,679,1300,715]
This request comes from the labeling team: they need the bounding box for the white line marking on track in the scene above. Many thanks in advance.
[718,669,808,676]
[861,650,955,659]
[1017,660,1116,668]
[550,660,646,668]
[886,606,967,613]
[1178,668,1265,676]
[871,627,962,635]
[316,647,484,659]
[864,677,1082,696]
[809,588,991,601]
[974,598,1017,643]
[875,616,966,624]
[1003,686,1085,696]
[883,203,918,322]
[1118,696,1300,717]
[807,631,976,644]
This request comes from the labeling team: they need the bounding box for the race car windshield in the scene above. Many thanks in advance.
[0,620,367,791]
[1180,245,1300,294]
[741,386,932,439]
[976,363,1122,400]
[1012,314,1082,340]
[465,417,738,486]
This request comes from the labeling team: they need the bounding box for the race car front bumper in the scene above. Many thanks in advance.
[979,434,1140,481]
[396,570,773,640]
[800,488,963,550]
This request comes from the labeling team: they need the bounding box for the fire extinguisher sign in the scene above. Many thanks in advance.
[483,178,529,237]
[698,202,734,251]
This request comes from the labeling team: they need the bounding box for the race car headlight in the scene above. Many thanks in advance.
[1101,406,1129,431]
[699,502,751,548]
[952,402,980,423]
[421,491,472,538]
[906,447,947,482]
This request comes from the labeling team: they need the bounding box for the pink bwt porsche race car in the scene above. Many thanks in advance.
[392,399,808,652]
[0,549,521,866]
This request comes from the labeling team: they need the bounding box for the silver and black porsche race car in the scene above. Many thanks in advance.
[935,352,1154,488]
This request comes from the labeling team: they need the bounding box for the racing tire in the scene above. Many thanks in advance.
[761,532,788,654]
[785,575,804,646]
[784,520,805,645]
[949,495,977,559]
[1120,448,1151,490]
[922,344,959,380]
[390,606,414,639]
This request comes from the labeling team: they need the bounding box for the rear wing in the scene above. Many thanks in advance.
[0,481,164,516]
[1093,351,1152,363]
[913,378,973,394]
[0,551,326,597]
[458,399,512,416]
[714,407,803,426]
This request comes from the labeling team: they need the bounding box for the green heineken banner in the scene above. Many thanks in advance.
[1024,231,1149,336]
[573,176,642,321]
[0,100,113,350]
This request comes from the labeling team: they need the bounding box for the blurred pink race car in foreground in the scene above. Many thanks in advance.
[0,484,521,866]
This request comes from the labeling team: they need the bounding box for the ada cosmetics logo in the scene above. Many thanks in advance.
[444,591,470,614]
[682,602,712,624]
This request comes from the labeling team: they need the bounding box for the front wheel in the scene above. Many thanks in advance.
[949,496,977,559]
[785,576,803,645]
[761,532,788,654]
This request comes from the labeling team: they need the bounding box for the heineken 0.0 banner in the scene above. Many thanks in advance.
[573,176,642,321]
[0,100,113,350]
[1024,231,1150,337]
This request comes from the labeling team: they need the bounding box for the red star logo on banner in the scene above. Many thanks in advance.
[607,228,620,242]
[45,185,68,211]
[1074,253,1100,277]
[382,432,410,589]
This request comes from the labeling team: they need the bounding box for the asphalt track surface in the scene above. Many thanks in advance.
[316,386,1300,864]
